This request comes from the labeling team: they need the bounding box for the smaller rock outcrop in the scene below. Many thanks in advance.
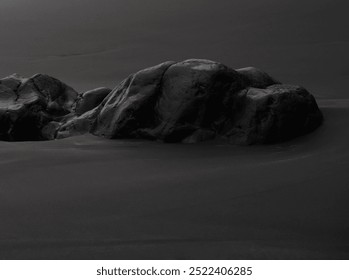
[56,107,100,139]
[0,73,78,141]
[225,84,323,144]
[75,87,111,116]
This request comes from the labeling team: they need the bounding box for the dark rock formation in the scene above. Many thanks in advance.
[236,67,279,88]
[56,107,100,139]
[0,74,24,92]
[90,59,323,144]
[92,61,175,139]
[225,84,323,144]
[0,74,78,141]
[75,87,111,116]
[0,59,323,143]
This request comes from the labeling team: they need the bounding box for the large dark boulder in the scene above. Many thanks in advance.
[90,59,323,144]
[0,73,78,141]
[153,59,245,142]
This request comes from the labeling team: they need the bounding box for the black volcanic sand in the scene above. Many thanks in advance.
[0,99,348,259]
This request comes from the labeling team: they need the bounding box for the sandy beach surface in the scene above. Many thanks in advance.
[0,99,348,259]
[0,0,348,259]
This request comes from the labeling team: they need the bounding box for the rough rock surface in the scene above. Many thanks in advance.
[0,59,323,143]
[90,59,323,144]
[0,74,78,141]
[75,87,111,116]
[236,67,279,88]
[225,84,323,144]
[56,107,100,139]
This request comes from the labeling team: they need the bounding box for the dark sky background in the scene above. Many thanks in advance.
[0,0,348,97]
